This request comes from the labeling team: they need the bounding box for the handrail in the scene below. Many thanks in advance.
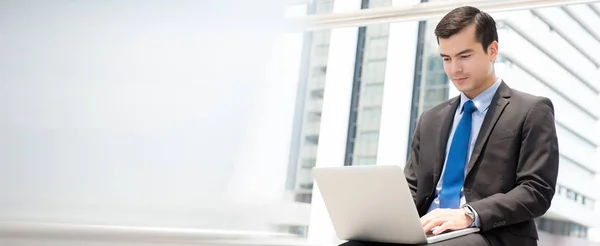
[0,221,312,245]
[286,0,600,31]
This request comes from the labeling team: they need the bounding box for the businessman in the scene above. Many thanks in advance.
[341,6,559,246]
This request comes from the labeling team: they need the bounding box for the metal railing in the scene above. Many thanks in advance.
[0,221,315,246]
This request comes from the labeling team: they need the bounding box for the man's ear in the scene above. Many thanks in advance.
[487,41,499,62]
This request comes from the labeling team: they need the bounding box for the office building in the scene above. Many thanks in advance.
[286,1,600,244]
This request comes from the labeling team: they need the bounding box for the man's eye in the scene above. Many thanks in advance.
[460,55,471,59]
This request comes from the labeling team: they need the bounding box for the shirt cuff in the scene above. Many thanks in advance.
[467,205,481,228]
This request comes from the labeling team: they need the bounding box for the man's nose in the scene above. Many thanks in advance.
[450,61,462,74]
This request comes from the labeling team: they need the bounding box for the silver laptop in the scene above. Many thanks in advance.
[313,165,479,245]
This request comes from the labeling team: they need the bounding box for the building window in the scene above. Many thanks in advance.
[302,159,316,169]
[359,107,382,128]
[566,189,576,200]
[557,184,595,210]
[367,37,389,60]
[307,112,321,122]
[311,66,327,78]
[363,61,386,83]
[361,83,385,106]
[310,88,324,99]
[355,131,380,156]
[536,217,589,238]
[355,157,377,165]
[294,193,312,203]
[557,184,566,195]
[299,183,313,190]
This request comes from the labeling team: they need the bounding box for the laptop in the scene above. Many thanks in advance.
[313,165,479,245]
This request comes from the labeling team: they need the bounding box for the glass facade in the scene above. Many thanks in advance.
[346,0,393,166]
[408,17,450,149]
[288,1,334,204]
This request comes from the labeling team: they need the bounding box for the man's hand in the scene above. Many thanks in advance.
[420,209,473,235]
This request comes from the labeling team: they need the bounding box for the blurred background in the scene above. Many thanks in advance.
[1,0,599,245]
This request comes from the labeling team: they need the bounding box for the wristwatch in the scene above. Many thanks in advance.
[461,204,475,223]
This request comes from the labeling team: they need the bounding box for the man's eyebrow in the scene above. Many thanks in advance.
[440,48,473,57]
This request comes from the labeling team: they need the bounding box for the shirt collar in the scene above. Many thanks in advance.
[459,77,502,114]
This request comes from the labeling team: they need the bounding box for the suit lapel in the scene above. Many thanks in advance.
[433,97,460,187]
[465,81,511,176]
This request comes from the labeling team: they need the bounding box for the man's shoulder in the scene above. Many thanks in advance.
[508,86,554,109]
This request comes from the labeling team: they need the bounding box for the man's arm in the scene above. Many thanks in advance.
[468,97,559,232]
[404,114,423,203]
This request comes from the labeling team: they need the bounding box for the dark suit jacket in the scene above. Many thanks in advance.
[404,81,559,246]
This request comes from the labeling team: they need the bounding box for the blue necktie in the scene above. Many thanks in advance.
[439,100,477,209]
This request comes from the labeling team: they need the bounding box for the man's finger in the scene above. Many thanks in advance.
[420,215,432,227]
[432,221,453,235]
[423,218,444,233]
[420,209,440,226]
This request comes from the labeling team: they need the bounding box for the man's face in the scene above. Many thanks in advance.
[439,24,498,98]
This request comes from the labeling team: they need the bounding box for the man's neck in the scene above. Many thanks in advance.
[465,75,497,99]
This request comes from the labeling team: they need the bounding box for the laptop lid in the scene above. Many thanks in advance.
[313,165,478,245]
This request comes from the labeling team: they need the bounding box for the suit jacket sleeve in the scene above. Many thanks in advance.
[468,97,559,232]
[404,112,423,204]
